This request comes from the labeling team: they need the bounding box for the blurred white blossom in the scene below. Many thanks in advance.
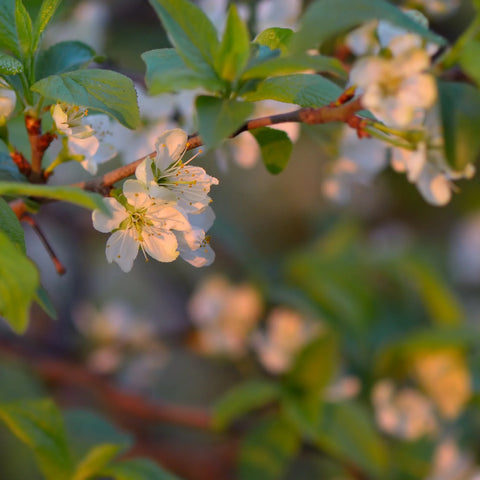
[0,88,16,119]
[255,0,302,33]
[188,275,263,357]
[414,0,461,16]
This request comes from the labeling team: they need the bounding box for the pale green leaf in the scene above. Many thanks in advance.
[459,40,480,87]
[32,0,62,51]
[15,0,33,57]
[291,0,446,53]
[251,127,293,174]
[100,458,180,479]
[214,4,250,82]
[0,231,38,333]
[0,399,74,480]
[242,74,342,107]
[196,95,253,148]
[0,51,23,74]
[254,28,294,54]
[31,69,140,129]
[0,0,20,56]
[72,444,123,480]
[0,182,109,213]
[213,380,279,430]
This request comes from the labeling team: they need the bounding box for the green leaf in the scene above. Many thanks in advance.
[281,390,322,437]
[31,69,140,129]
[148,0,219,78]
[243,74,342,107]
[100,458,180,480]
[0,231,38,333]
[64,409,131,464]
[285,333,338,394]
[35,41,96,80]
[73,444,123,480]
[32,0,62,51]
[254,28,294,55]
[0,0,21,57]
[238,417,300,480]
[213,380,280,430]
[0,399,74,480]
[315,401,388,478]
[34,285,56,319]
[15,0,33,58]
[242,54,346,80]
[0,51,23,74]
[251,127,293,174]
[0,196,25,252]
[142,49,222,95]
[291,0,446,53]
[0,182,110,213]
[196,95,253,148]
[0,361,46,403]
[214,4,250,82]
[437,80,480,171]
[459,40,480,87]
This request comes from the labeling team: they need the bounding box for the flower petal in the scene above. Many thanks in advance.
[142,228,179,263]
[92,197,128,233]
[106,229,139,272]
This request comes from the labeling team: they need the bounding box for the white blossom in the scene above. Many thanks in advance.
[92,180,190,272]
[416,0,461,16]
[52,103,94,139]
[350,48,437,127]
[0,88,16,118]
[255,0,302,33]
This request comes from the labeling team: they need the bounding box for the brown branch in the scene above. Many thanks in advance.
[25,115,56,183]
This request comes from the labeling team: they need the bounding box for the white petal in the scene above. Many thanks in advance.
[189,206,215,231]
[179,242,215,267]
[154,129,188,169]
[416,165,452,206]
[142,228,179,263]
[92,197,128,233]
[106,229,139,272]
[135,159,154,184]
[123,179,150,207]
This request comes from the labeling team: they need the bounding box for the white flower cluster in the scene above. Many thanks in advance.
[51,103,116,174]
[92,129,218,272]
[325,12,475,206]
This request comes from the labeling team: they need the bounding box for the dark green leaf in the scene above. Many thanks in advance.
[214,4,250,82]
[15,0,33,57]
[148,0,219,78]
[0,0,21,56]
[238,417,300,480]
[142,49,222,95]
[31,69,140,129]
[32,0,62,51]
[437,80,480,171]
[0,196,25,252]
[281,390,322,437]
[254,28,294,54]
[0,51,23,74]
[0,182,109,213]
[64,409,131,464]
[196,95,253,148]
[459,40,480,87]
[291,0,446,53]
[315,401,388,477]
[242,74,342,107]
[213,380,280,430]
[0,361,46,403]
[241,54,346,80]
[0,399,74,480]
[34,285,56,319]
[100,458,180,480]
[0,231,38,333]
[251,127,293,174]
[35,41,96,80]
[72,444,123,480]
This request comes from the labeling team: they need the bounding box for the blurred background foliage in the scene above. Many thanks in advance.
[1,0,480,479]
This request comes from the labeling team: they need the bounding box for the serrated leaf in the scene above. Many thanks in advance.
[0,51,23,74]
[241,54,346,80]
[214,4,250,82]
[34,285,56,319]
[72,444,123,480]
[31,69,140,129]
[35,41,96,80]
[0,196,25,252]
[285,333,338,394]
[0,182,110,213]
[254,28,294,54]
[100,458,180,480]
[243,74,342,107]
[15,0,33,58]
[148,0,220,79]
[142,49,222,95]
[0,399,74,480]
[64,410,132,464]
[315,401,388,478]
[196,95,253,148]
[238,417,300,480]
[251,127,293,174]
[291,0,446,53]
[32,0,62,51]
[459,40,480,87]
[0,231,38,333]
[213,380,279,431]
[437,80,480,170]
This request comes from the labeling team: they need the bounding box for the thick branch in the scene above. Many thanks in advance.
[25,115,55,183]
